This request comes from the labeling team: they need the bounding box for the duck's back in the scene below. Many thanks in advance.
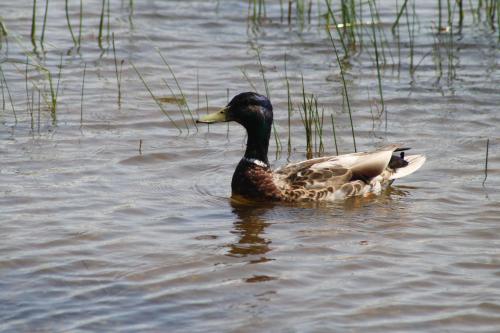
[273,145,426,202]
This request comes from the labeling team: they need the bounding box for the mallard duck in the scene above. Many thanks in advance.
[197,92,425,202]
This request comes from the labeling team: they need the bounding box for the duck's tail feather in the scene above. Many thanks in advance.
[389,154,426,180]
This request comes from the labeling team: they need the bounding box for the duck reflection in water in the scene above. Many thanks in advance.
[227,196,275,263]
[225,185,411,258]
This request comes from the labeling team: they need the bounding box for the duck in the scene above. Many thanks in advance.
[197,92,425,202]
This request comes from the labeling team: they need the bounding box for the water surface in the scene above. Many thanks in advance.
[1,1,500,332]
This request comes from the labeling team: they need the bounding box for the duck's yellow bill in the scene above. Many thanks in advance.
[196,107,229,123]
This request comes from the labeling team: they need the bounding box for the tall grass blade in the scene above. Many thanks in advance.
[80,62,86,126]
[98,0,105,48]
[131,61,182,133]
[112,33,122,107]
[31,0,37,50]
[330,114,339,155]
[65,0,77,45]
[41,0,49,48]
[325,18,357,152]
[158,50,198,131]
[255,47,281,153]
[482,138,489,186]
[391,0,408,33]
[0,65,17,124]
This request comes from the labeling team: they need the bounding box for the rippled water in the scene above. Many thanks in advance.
[1,1,500,332]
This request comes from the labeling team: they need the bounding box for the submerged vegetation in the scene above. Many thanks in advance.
[0,0,498,160]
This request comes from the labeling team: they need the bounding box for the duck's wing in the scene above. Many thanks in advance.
[274,145,424,195]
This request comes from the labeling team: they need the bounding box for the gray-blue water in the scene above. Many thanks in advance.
[1,1,499,332]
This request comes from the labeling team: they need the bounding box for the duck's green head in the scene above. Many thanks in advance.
[197,92,273,131]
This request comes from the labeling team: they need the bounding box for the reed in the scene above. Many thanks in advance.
[112,33,123,107]
[369,0,392,65]
[288,0,292,25]
[98,0,106,48]
[299,76,313,158]
[65,0,77,45]
[80,62,86,126]
[37,89,40,133]
[162,78,190,132]
[0,19,7,38]
[325,15,357,152]
[0,67,4,111]
[196,69,200,118]
[330,114,339,155]
[31,0,37,50]
[205,92,210,133]
[158,50,198,131]
[392,0,408,33]
[25,57,31,118]
[498,1,500,40]
[314,103,325,156]
[403,0,415,75]
[131,61,182,133]
[0,65,17,123]
[41,0,49,48]
[106,0,111,43]
[255,47,282,153]
[325,0,349,57]
[482,138,489,186]
[368,0,385,127]
[240,67,258,92]
[457,0,463,29]
[297,75,326,158]
[29,85,35,131]
[46,56,63,123]
[284,53,293,155]
[78,0,83,46]
[438,0,442,31]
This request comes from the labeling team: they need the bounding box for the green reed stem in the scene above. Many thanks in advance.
[368,1,385,127]
[205,92,210,133]
[325,20,356,152]
[106,0,110,43]
[392,0,408,33]
[65,0,77,45]
[131,61,181,133]
[240,67,258,92]
[37,89,40,133]
[482,138,489,186]
[158,50,198,131]
[98,0,105,48]
[0,19,7,37]
[284,53,292,155]
[162,78,190,132]
[41,0,48,48]
[497,1,500,40]
[31,0,37,50]
[112,33,122,107]
[78,0,83,46]
[47,55,63,124]
[256,47,281,153]
[299,75,313,158]
[330,114,339,155]
[0,67,5,111]
[0,65,17,123]
[325,0,348,57]
[25,56,31,116]
[80,62,86,126]
[457,0,463,29]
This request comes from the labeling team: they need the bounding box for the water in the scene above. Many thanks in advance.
[1,1,500,332]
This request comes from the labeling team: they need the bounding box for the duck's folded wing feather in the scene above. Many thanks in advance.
[274,145,401,190]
